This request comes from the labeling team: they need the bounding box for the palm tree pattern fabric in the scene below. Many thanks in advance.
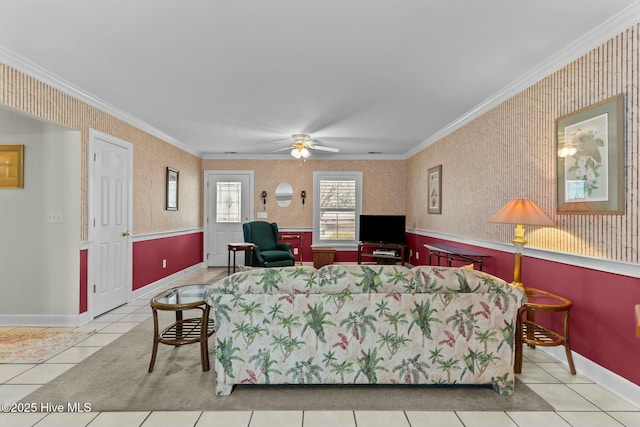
[204,264,526,396]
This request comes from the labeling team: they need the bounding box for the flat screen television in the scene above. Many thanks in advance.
[359,215,406,244]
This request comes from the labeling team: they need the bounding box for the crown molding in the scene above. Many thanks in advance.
[202,153,407,161]
[0,46,202,157]
[406,2,640,157]
[2,2,638,161]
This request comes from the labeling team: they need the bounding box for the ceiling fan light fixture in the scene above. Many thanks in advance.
[291,148,302,159]
[292,134,310,144]
[300,147,310,158]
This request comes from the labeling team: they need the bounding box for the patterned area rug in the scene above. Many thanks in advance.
[0,329,94,363]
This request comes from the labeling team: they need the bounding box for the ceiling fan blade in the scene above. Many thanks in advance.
[309,144,340,153]
[270,146,293,153]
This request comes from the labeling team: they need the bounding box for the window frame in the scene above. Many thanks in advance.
[312,171,363,248]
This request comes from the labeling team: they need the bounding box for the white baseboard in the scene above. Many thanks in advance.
[129,263,206,302]
[0,311,92,327]
[0,264,205,327]
[542,346,640,407]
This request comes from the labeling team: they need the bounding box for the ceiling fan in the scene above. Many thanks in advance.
[273,134,340,159]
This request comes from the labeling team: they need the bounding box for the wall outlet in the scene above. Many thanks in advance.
[409,249,413,257]
[416,252,419,260]
[293,248,299,255]
[162,259,167,269]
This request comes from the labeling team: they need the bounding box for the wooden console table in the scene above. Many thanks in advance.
[424,243,489,271]
[358,242,406,266]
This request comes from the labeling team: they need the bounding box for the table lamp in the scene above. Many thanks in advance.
[489,198,556,289]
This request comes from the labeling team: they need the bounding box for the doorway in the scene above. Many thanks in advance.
[204,171,254,267]
[88,130,133,316]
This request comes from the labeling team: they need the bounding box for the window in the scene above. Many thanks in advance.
[313,172,362,247]
[216,181,242,223]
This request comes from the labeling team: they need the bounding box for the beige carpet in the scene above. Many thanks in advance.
[206,270,229,284]
[22,316,552,412]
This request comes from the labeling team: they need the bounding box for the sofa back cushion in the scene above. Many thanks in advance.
[210,266,318,295]
[410,266,525,303]
[207,264,415,295]
[204,265,525,309]
[317,264,413,294]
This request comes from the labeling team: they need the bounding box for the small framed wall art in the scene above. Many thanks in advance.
[166,167,179,211]
[0,145,24,189]
[556,94,624,214]
[428,164,442,214]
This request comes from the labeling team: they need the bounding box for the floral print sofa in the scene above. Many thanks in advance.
[203,264,526,396]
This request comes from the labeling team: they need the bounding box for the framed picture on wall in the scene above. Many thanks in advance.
[0,145,24,189]
[428,165,442,214]
[166,167,179,211]
[556,94,624,214]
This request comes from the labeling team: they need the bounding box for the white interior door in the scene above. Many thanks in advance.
[90,132,132,316]
[205,171,253,267]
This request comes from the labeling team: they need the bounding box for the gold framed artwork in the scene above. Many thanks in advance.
[0,145,24,189]
[428,164,442,214]
[556,94,624,214]
[166,167,179,211]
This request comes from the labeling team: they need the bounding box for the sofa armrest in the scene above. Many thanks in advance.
[245,244,266,266]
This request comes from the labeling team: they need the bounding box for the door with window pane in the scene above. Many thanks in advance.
[206,172,252,267]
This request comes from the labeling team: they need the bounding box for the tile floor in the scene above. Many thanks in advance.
[0,267,638,427]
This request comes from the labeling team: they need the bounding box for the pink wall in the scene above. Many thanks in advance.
[132,232,203,290]
[406,232,640,388]
[79,249,88,314]
[279,231,360,264]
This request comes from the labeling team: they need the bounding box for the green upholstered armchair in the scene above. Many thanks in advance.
[242,221,295,268]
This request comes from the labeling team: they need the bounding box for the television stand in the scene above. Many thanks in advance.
[358,242,406,266]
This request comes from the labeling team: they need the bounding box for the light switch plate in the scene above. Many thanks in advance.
[45,210,64,223]
[257,212,268,219]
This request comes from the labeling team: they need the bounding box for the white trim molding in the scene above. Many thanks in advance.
[0,312,92,327]
[542,346,640,408]
[130,263,205,301]
[0,46,200,157]
[409,229,640,279]
[132,228,204,243]
[407,2,640,157]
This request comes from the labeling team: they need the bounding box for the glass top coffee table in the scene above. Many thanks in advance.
[148,284,215,373]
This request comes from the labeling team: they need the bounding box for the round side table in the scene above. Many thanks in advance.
[515,287,575,375]
[148,284,215,373]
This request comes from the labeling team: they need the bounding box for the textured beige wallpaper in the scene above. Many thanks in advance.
[0,64,203,239]
[407,24,639,263]
[203,158,406,228]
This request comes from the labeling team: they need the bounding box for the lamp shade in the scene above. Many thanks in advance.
[488,198,555,226]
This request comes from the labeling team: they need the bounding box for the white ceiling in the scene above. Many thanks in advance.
[0,0,638,158]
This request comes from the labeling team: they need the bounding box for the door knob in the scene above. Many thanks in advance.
[122,231,130,237]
